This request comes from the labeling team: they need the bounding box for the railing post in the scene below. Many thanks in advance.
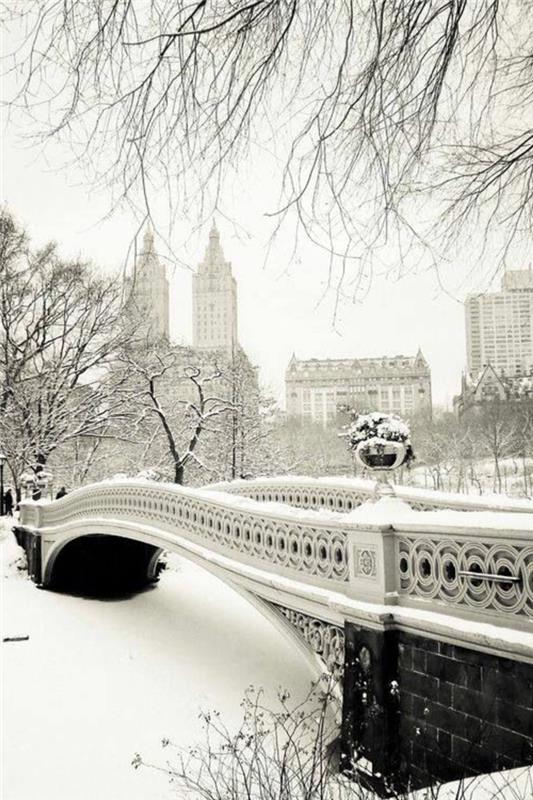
[347,524,398,605]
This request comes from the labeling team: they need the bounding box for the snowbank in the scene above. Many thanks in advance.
[1,534,316,800]
[2,526,531,799]
[0,516,28,580]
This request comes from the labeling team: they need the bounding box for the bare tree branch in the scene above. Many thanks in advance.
[5,1,531,291]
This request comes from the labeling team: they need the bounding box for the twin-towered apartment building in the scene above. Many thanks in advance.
[127,221,238,354]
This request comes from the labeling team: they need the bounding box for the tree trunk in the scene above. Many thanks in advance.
[33,451,48,500]
[522,453,529,497]
[174,463,185,485]
[494,455,502,494]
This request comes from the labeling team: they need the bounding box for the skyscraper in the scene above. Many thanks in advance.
[126,226,169,342]
[465,269,533,377]
[192,222,238,353]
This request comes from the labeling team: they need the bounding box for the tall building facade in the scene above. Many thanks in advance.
[285,351,431,425]
[126,226,169,342]
[192,222,238,353]
[465,270,533,378]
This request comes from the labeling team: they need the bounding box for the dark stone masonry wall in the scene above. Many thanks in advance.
[342,622,533,794]
[398,631,533,787]
[13,526,42,583]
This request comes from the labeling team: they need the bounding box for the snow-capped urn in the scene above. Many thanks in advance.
[347,412,414,472]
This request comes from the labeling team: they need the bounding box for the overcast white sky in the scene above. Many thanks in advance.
[0,130,486,410]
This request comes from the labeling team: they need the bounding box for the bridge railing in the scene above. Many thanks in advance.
[19,480,355,590]
[207,475,533,514]
[393,514,533,623]
[19,478,533,631]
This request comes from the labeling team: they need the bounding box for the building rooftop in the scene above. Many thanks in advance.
[467,268,533,300]
[502,269,533,291]
[286,351,429,376]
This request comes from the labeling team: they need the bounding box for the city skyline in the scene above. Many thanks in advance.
[124,217,439,423]
[5,129,530,411]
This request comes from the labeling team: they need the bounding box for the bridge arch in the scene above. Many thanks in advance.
[46,533,163,595]
[41,519,334,684]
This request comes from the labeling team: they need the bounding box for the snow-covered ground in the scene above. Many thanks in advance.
[2,518,532,800]
[0,520,316,800]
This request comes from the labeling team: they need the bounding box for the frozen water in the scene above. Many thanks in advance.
[1,527,316,800]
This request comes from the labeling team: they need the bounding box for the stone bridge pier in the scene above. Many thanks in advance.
[13,477,533,795]
[341,623,533,792]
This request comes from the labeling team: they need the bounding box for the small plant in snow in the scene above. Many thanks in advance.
[132,678,533,798]
[133,679,378,798]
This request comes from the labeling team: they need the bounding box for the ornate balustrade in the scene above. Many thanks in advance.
[208,475,533,514]
[20,480,353,590]
[272,604,345,679]
[19,478,533,633]
[395,517,533,622]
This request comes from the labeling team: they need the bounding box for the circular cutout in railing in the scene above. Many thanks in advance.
[496,565,513,593]
[420,557,432,579]
[443,560,456,582]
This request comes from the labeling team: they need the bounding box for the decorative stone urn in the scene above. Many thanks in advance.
[346,411,414,499]
[354,439,407,496]
[354,439,407,472]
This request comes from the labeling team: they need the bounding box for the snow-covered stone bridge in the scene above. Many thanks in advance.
[14,476,533,794]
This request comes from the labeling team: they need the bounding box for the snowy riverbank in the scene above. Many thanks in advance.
[2,520,532,800]
[1,522,316,800]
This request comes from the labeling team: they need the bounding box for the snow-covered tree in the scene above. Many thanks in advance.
[0,210,131,488]
[106,341,284,486]
[266,416,353,478]
[116,345,237,485]
[211,348,275,481]
[465,401,523,494]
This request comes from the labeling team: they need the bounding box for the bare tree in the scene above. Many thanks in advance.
[119,346,236,484]
[0,210,131,486]
[5,2,532,290]
[462,401,520,494]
